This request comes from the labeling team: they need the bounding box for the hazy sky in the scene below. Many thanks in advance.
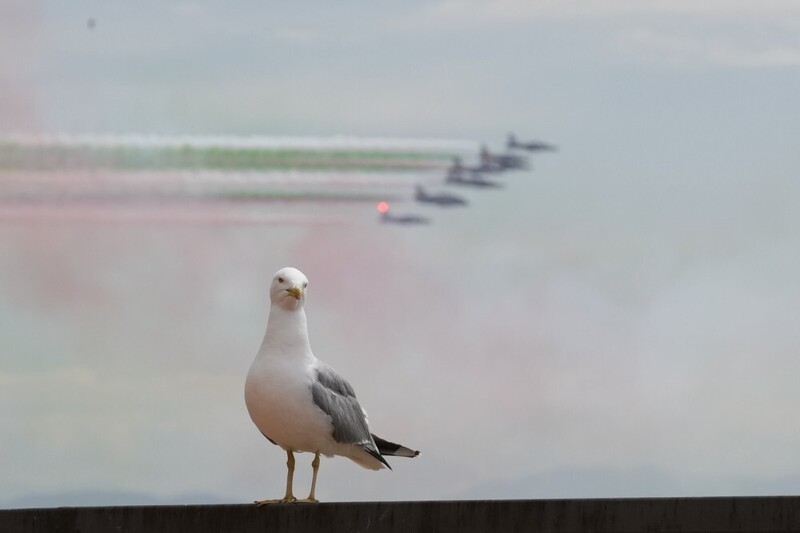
[2,0,800,506]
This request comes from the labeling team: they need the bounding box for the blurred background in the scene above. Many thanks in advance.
[2,0,800,507]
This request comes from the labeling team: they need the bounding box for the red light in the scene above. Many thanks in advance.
[376,201,389,214]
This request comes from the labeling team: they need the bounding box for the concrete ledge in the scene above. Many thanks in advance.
[2,497,800,532]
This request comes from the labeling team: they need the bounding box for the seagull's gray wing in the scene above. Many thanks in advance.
[311,362,390,468]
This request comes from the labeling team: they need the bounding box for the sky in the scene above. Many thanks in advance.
[2,0,800,507]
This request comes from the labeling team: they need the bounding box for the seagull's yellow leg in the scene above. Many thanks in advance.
[283,450,297,501]
[297,452,321,503]
[255,450,297,505]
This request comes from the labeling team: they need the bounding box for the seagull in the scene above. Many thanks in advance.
[244,267,419,504]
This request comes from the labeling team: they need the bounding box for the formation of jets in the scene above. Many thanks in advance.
[379,132,557,225]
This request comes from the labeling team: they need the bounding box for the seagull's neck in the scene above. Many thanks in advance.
[259,305,313,358]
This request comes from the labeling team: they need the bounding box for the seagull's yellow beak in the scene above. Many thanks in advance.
[286,286,303,300]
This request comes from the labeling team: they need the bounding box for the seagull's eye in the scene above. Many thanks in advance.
[303,282,308,288]
[278,277,284,284]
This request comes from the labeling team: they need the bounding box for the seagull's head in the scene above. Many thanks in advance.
[270,267,309,310]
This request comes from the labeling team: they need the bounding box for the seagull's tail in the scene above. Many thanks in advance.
[372,434,420,458]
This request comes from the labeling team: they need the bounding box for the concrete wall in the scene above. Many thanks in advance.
[2,497,800,532]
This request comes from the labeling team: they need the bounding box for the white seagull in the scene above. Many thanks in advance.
[245,267,419,504]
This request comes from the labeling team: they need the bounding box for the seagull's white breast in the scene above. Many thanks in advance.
[245,352,335,454]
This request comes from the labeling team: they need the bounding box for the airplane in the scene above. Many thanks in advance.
[447,156,481,178]
[446,156,503,187]
[507,133,557,152]
[414,185,468,206]
[376,201,430,225]
[445,171,503,189]
[479,145,529,172]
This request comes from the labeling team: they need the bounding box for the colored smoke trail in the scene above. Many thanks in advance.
[0,135,476,172]
[0,135,477,224]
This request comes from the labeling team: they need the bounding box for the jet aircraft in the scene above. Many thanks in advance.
[507,133,557,152]
[478,145,529,172]
[377,201,430,225]
[414,185,468,206]
[446,172,503,189]
[446,156,504,186]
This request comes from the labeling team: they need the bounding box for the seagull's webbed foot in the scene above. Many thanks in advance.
[254,496,297,505]
[295,497,319,504]
[254,450,299,505]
